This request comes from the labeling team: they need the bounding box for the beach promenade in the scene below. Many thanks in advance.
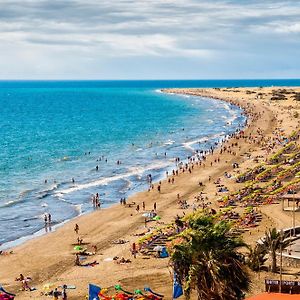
[1,87,300,299]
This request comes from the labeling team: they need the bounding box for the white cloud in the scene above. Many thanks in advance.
[0,0,299,78]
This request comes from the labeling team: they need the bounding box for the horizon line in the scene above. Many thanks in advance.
[0,78,300,81]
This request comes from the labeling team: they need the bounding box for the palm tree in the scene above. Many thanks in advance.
[262,228,290,273]
[247,244,267,272]
[169,213,250,300]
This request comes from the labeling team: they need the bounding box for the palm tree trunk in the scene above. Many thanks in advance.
[271,251,277,273]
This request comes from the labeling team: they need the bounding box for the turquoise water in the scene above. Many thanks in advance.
[0,79,299,247]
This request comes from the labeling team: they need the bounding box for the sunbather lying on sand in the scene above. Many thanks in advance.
[111,239,129,244]
[113,256,132,264]
[80,260,99,267]
[0,250,13,255]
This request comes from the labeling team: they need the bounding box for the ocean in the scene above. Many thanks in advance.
[0,79,299,249]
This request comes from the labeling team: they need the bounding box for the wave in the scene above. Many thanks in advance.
[23,216,41,222]
[36,182,62,199]
[74,204,83,215]
[182,133,225,152]
[0,189,38,209]
[164,139,175,145]
[221,111,239,125]
[55,161,171,196]
[120,178,132,193]
[19,188,35,198]
[0,199,20,208]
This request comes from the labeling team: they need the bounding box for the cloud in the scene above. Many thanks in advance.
[0,0,299,78]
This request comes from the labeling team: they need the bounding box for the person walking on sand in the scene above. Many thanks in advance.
[136,204,140,213]
[62,286,67,300]
[74,223,79,234]
[154,202,157,211]
[53,288,60,300]
[131,242,137,258]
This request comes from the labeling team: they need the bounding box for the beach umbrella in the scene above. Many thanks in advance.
[134,289,143,295]
[74,246,82,251]
[153,216,161,220]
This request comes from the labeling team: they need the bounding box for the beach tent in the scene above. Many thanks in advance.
[247,293,300,299]
[89,284,101,300]
[160,247,168,258]
[173,273,183,299]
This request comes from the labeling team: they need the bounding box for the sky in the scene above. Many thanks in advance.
[0,0,300,79]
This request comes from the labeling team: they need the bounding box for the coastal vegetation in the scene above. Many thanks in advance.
[247,244,267,272]
[168,213,250,300]
[262,228,290,273]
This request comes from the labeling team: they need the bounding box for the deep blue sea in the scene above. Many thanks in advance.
[0,79,299,248]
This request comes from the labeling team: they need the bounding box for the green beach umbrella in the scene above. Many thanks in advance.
[153,216,161,220]
[74,246,82,251]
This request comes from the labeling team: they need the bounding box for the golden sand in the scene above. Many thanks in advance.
[1,87,300,299]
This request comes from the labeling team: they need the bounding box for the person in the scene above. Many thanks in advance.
[92,244,97,254]
[16,274,30,291]
[74,223,79,234]
[142,201,145,211]
[62,287,67,300]
[136,204,140,213]
[44,214,48,224]
[75,253,81,266]
[154,202,157,211]
[53,288,60,300]
[157,185,161,193]
[48,213,51,224]
[131,242,137,258]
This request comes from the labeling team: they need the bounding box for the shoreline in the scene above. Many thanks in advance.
[0,92,246,251]
[1,86,300,299]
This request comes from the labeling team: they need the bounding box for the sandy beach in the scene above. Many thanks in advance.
[1,86,300,299]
